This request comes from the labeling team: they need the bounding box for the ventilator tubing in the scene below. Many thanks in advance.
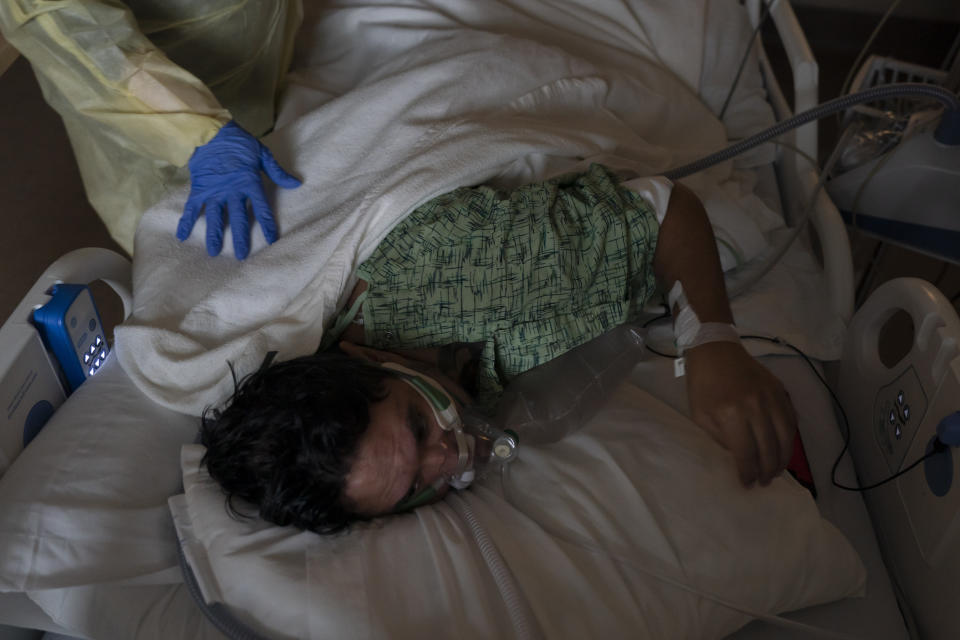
[664,82,960,181]
[495,325,646,444]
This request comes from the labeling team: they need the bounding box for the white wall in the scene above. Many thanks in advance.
[793,0,960,22]
[0,33,18,77]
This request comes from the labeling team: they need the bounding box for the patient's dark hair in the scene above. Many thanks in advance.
[200,352,395,535]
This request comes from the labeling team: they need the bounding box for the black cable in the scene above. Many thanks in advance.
[641,311,670,329]
[645,344,678,359]
[718,0,773,120]
[641,312,680,359]
[637,328,946,490]
[740,334,946,492]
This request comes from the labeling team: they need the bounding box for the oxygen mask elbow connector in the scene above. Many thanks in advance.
[448,414,519,489]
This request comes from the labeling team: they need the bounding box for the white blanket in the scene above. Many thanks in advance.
[116,0,787,415]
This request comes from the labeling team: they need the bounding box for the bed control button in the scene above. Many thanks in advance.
[84,353,91,364]
[897,390,904,405]
[895,424,903,440]
[890,410,897,424]
[904,405,911,421]
[95,335,102,346]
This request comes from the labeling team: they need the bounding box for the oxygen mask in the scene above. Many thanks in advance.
[382,363,518,512]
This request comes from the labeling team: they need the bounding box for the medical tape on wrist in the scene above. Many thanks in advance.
[667,281,740,356]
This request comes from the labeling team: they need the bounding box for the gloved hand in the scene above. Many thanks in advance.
[176,121,302,259]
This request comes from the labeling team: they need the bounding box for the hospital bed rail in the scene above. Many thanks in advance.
[747,0,855,324]
[839,276,960,640]
[0,249,131,474]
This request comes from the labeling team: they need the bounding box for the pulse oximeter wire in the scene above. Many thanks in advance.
[738,334,945,493]
[640,312,946,492]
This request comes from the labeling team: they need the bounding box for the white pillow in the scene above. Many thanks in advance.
[171,381,866,640]
[0,350,198,593]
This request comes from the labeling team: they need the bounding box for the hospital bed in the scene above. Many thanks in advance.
[1,1,959,638]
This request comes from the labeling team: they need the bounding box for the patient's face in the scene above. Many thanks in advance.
[343,377,463,516]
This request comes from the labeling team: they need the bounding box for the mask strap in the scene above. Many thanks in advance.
[394,478,446,513]
[381,363,460,428]
[258,350,278,373]
[381,362,470,474]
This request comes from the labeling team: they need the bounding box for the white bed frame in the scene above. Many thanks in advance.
[2,2,958,638]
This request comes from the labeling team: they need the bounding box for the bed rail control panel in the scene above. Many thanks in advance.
[33,284,109,393]
[873,366,928,476]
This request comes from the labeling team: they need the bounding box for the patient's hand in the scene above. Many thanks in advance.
[684,342,797,487]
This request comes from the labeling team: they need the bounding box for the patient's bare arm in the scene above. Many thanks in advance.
[652,183,797,487]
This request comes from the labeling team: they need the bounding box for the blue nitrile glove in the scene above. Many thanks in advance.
[176,121,302,260]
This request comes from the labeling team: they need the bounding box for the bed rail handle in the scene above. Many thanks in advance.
[844,277,960,380]
[11,248,133,325]
[746,0,819,159]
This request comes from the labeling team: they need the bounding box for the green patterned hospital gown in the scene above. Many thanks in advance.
[344,164,661,408]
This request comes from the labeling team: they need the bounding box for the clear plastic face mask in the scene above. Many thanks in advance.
[381,363,473,512]
[380,363,520,512]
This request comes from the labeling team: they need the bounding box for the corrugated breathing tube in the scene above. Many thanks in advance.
[664,83,960,181]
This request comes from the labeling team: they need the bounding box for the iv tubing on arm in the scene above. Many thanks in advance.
[653,184,798,487]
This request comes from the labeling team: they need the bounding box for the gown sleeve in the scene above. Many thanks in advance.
[0,0,230,167]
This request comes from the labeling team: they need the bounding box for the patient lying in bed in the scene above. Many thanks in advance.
[200,164,798,534]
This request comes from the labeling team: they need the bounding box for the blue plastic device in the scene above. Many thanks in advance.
[32,284,109,393]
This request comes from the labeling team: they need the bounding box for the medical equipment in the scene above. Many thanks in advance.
[662,81,960,304]
[2,1,957,638]
[32,283,110,392]
[385,362,518,510]
[825,55,960,264]
[665,280,740,356]
[0,248,131,481]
